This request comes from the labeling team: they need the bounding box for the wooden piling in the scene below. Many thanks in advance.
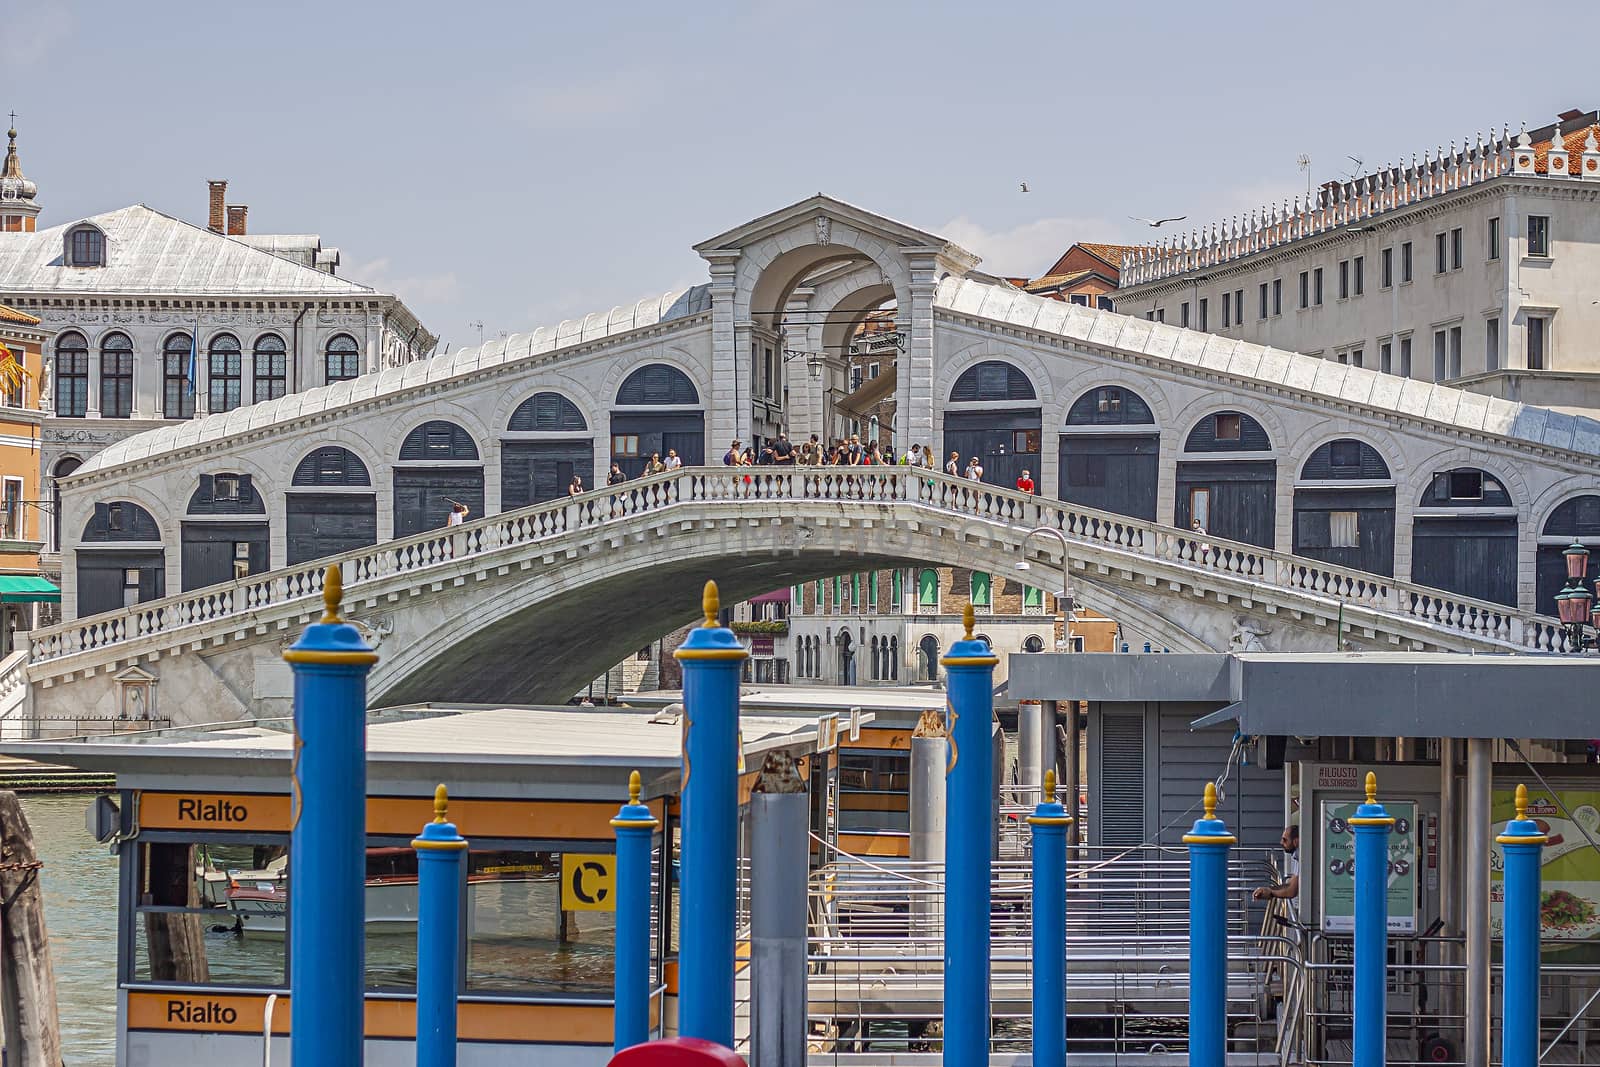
[143,843,210,985]
[0,790,61,1066]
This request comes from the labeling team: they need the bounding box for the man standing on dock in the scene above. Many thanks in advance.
[1252,823,1300,913]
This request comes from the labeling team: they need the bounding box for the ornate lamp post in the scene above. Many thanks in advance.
[1556,540,1600,652]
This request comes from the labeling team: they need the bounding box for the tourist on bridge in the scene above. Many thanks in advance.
[965,456,984,481]
[902,443,923,466]
[723,440,741,465]
[771,433,794,464]
[644,452,666,476]
[946,450,960,477]
[568,473,586,497]
[607,463,627,486]
[445,501,469,527]
[662,449,682,471]
[1016,469,1035,494]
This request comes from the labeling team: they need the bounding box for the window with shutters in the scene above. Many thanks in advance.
[969,571,991,610]
[917,568,939,609]
[1296,511,1330,549]
[399,421,479,461]
[1067,386,1155,426]
[1098,711,1147,847]
[616,364,698,405]
[1214,413,1241,441]
[293,446,371,487]
[949,360,1035,403]
[100,333,134,418]
[891,569,902,613]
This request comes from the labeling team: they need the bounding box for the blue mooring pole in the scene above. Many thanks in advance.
[612,769,661,1053]
[941,604,998,1066]
[1029,768,1071,1067]
[1184,781,1236,1067]
[1498,783,1547,1067]
[285,565,377,1067]
[672,581,747,1049]
[1350,771,1394,1067]
[412,785,467,1067]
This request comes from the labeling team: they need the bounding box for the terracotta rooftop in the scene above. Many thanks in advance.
[1077,243,1145,268]
[0,303,39,327]
[1024,269,1096,292]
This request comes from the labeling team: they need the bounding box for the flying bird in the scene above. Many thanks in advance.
[1129,215,1186,228]
[1020,182,1030,193]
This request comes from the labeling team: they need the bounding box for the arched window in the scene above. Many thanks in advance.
[1417,468,1512,508]
[208,333,242,413]
[1184,411,1272,452]
[163,333,195,419]
[49,457,81,553]
[99,333,133,418]
[917,568,939,609]
[253,334,287,403]
[1065,386,1156,426]
[870,636,881,680]
[65,226,105,267]
[889,636,899,680]
[917,635,940,682]
[508,392,587,432]
[615,364,698,405]
[54,331,88,417]
[1023,635,1045,653]
[292,446,371,487]
[1300,439,1391,481]
[949,360,1036,402]
[399,421,479,461]
[326,334,361,383]
[187,473,266,515]
[81,500,161,542]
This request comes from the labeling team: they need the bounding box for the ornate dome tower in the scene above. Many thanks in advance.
[0,123,40,233]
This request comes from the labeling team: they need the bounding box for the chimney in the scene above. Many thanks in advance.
[207,180,227,233]
[226,205,248,236]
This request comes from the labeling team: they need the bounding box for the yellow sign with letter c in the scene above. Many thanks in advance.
[560,853,617,912]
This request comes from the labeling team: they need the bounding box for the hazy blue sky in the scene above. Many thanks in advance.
[9,1,1599,352]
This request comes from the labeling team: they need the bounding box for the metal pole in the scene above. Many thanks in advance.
[910,725,948,939]
[413,785,467,1067]
[1062,700,1081,849]
[941,604,998,1067]
[611,770,660,1053]
[1497,783,1546,1067]
[1438,736,1459,1027]
[1351,771,1395,1067]
[1030,769,1071,1067]
[1019,701,1043,801]
[1184,782,1236,1067]
[285,565,377,1067]
[672,580,747,1049]
[1465,738,1492,1067]
[750,753,809,1067]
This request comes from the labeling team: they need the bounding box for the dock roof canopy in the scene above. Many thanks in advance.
[1008,652,1600,740]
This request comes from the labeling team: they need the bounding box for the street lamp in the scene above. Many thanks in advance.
[1555,540,1600,652]
[1015,526,1076,652]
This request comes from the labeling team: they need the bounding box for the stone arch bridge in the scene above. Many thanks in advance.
[20,469,1571,725]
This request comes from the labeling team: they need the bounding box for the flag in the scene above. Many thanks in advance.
[0,339,28,395]
[187,319,198,395]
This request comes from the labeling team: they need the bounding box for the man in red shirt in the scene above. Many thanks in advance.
[1016,469,1035,494]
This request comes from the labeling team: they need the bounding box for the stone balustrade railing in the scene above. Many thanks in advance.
[1119,125,1600,288]
[0,650,30,717]
[26,467,1570,675]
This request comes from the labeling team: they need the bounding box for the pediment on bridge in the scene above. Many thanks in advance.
[693,193,979,269]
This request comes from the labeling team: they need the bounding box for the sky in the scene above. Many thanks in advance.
[7,0,1600,352]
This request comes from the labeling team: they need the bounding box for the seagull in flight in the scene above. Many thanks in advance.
[1129,214,1187,228]
[1020,182,1030,193]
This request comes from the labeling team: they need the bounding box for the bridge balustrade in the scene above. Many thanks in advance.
[25,467,1572,676]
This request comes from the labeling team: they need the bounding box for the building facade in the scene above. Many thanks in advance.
[0,134,434,571]
[0,303,53,651]
[1113,110,1600,413]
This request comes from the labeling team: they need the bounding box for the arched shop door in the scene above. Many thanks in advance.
[286,447,378,566]
[181,473,270,590]
[1175,411,1276,548]
[392,421,485,537]
[610,364,704,479]
[501,392,594,509]
[1291,439,1396,576]
[77,501,164,617]
[1058,386,1159,519]
[1536,495,1600,615]
[1410,467,1518,607]
[943,360,1040,490]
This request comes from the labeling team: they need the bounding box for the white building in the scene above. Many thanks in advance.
[1113,109,1600,414]
[0,135,434,561]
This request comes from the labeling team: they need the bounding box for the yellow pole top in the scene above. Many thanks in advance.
[1365,770,1378,805]
[1514,782,1528,821]
[963,602,975,641]
[628,769,642,806]
[1044,768,1057,801]
[1203,780,1218,820]
[432,783,449,823]
[702,580,720,628]
[321,564,344,624]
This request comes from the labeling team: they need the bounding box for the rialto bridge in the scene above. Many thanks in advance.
[22,195,1600,723]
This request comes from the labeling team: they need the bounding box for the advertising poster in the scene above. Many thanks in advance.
[1320,798,1417,933]
[1490,785,1600,959]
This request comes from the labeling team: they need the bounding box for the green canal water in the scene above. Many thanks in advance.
[24,792,119,1065]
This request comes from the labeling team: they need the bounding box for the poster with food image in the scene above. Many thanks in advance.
[1490,786,1600,956]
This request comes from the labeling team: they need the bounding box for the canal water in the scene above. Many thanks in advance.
[24,792,119,1065]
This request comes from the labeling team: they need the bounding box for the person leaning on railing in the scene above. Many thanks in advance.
[1252,824,1300,908]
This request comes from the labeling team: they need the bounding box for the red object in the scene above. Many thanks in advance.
[609,1038,748,1066]
[1016,476,1035,494]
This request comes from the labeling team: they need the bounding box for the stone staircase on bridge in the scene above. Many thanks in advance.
[6,468,1574,726]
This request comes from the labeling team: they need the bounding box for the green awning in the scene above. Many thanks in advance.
[0,576,59,603]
